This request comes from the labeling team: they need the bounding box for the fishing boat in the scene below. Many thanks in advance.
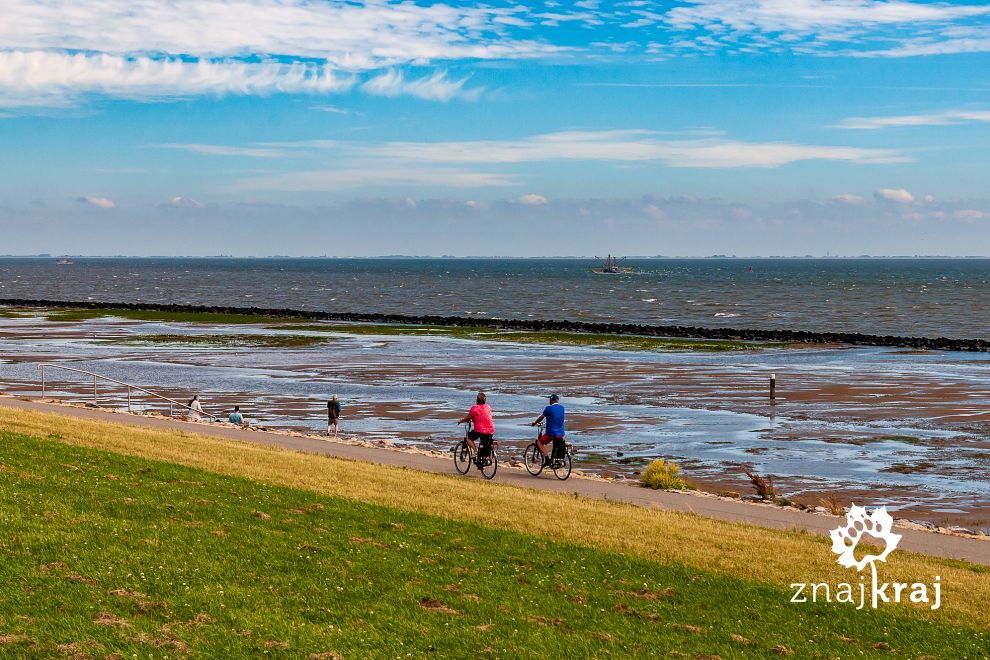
[56,258,74,265]
[590,254,633,274]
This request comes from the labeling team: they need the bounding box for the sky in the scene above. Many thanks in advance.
[1,0,990,257]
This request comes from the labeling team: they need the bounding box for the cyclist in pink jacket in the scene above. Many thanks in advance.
[458,391,495,455]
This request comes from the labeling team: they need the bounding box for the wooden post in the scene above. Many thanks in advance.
[93,375,98,404]
[40,366,45,399]
[770,373,776,402]
[127,386,131,413]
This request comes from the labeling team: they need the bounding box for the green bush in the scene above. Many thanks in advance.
[640,460,693,490]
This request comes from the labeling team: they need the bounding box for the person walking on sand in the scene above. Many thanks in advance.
[327,394,341,438]
[187,394,205,422]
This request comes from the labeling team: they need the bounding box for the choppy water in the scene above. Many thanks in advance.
[2,257,990,339]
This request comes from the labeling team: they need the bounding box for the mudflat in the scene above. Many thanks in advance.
[1,306,988,532]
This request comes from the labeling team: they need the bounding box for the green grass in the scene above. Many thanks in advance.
[108,333,333,348]
[0,431,986,657]
[44,308,290,325]
[278,323,786,352]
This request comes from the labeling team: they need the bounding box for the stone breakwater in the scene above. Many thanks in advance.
[4,298,990,352]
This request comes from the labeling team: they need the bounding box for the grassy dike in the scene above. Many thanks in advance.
[0,408,987,657]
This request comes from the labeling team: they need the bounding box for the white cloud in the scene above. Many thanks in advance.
[0,1,557,67]
[310,104,352,115]
[0,0,984,112]
[167,196,205,208]
[359,130,909,168]
[831,193,867,204]
[874,187,915,203]
[953,209,989,220]
[229,168,514,192]
[835,108,990,129]
[361,70,481,102]
[854,34,990,57]
[516,193,548,205]
[0,51,351,108]
[664,0,990,33]
[161,129,908,169]
[77,195,116,209]
[0,1,561,108]
[148,143,286,158]
[643,203,665,219]
[659,0,990,57]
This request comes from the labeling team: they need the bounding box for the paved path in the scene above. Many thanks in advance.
[2,396,987,565]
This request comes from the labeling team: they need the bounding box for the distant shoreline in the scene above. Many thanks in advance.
[4,298,989,353]
[3,255,990,260]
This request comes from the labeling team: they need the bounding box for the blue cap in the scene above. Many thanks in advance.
[548,393,560,402]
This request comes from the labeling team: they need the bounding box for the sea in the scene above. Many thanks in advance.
[1,257,989,338]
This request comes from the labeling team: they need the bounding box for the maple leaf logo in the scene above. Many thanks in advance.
[829,504,902,572]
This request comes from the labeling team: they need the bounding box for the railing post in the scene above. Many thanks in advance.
[93,375,98,405]
[169,402,173,418]
[40,366,45,399]
[127,386,131,413]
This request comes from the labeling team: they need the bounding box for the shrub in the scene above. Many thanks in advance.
[640,460,692,490]
[818,493,845,516]
[745,471,776,500]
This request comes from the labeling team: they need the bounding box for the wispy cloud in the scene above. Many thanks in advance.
[1,0,986,110]
[228,168,515,192]
[361,70,481,102]
[835,108,990,129]
[664,0,990,33]
[655,0,990,57]
[0,0,553,108]
[148,143,287,158]
[0,0,558,67]
[172,129,908,170]
[310,104,353,115]
[0,51,352,108]
[357,130,909,168]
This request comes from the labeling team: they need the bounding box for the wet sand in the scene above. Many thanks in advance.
[0,308,988,532]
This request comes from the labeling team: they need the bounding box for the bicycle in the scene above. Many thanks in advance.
[523,422,573,480]
[452,421,498,480]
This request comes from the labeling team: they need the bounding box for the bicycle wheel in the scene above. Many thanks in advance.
[478,449,498,480]
[524,443,544,476]
[453,439,472,475]
[552,453,572,481]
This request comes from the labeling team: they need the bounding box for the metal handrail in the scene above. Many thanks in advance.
[38,363,220,421]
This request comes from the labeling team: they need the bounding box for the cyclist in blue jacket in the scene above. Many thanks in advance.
[531,393,565,465]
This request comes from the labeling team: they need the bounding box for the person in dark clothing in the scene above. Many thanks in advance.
[327,394,341,438]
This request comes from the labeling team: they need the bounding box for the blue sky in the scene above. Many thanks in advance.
[2,0,990,256]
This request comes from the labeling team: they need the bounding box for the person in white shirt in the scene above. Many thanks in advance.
[187,394,205,421]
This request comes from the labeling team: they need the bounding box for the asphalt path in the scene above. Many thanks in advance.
[1,396,986,565]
